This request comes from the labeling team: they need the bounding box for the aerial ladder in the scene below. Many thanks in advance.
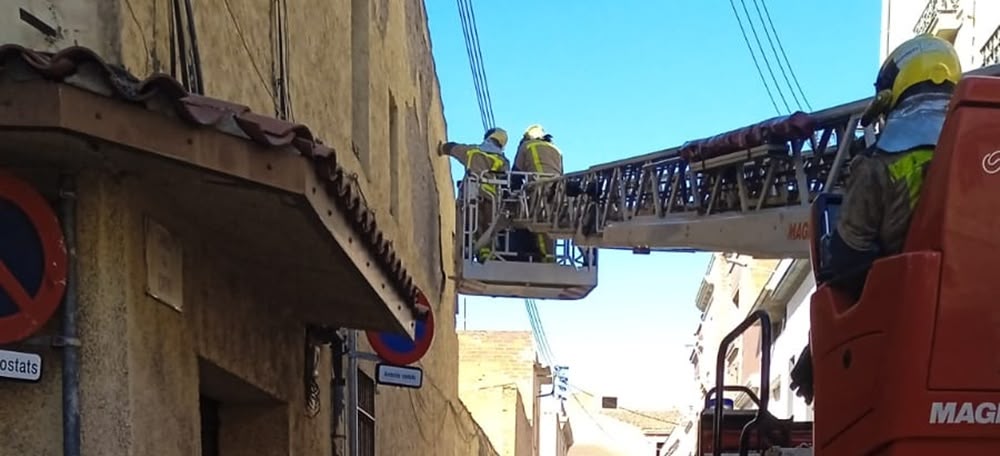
[452,65,1000,455]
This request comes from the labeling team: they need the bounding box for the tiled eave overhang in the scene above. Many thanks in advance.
[0,45,424,337]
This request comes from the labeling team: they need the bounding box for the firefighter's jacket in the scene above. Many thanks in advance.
[836,91,949,256]
[514,139,563,176]
[442,140,509,195]
[836,146,933,256]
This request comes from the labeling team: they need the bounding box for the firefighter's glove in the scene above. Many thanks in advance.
[438,141,458,156]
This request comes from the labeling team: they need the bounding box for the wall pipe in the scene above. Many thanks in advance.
[346,330,359,456]
[58,174,80,456]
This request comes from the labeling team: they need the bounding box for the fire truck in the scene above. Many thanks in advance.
[450,65,1000,455]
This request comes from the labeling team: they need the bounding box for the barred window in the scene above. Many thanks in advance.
[358,370,376,456]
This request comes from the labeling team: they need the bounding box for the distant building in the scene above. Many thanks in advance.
[881,0,1000,69]
[459,330,558,456]
[563,391,679,456]
[664,253,809,456]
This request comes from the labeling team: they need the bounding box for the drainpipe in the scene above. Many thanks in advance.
[58,174,80,456]
[346,330,359,456]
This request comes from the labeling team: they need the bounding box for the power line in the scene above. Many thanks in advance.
[455,0,496,130]
[525,299,556,365]
[725,0,782,115]
[757,0,812,110]
[455,0,489,131]
[526,301,556,368]
[735,0,790,113]
[222,0,274,100]
[464,0,496,128]
[749,0,802,111]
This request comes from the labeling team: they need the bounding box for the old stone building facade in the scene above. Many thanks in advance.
[0,1,492,455]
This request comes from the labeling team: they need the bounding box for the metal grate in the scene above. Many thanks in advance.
[357,370,376,456]
[982,25,1000,66]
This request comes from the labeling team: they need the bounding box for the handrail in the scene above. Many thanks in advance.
[712,310,773,456]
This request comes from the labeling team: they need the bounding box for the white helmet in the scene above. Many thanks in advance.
[523,124,546,140]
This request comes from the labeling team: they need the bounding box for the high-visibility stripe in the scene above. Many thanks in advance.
[526,140,561,174]
[887,148,934,209]
[466,149,505,195]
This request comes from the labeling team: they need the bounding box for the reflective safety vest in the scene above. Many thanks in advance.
[466,148,507,195]
[887,147,933,209]
[515,139,563,175]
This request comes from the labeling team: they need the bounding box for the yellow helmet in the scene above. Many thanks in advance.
[484,127,508,149]
[875,33,961,110]
[523,124,546,140]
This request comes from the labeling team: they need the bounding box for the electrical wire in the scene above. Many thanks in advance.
[749,0,802,111]
[726,0,782,115]
[456,0,489,131]
[464,0,496,128]
[525,299,556,366]
[757,0,812,110]
[455,0,496,131]
[223,0,274,99]
[735,0,790,113]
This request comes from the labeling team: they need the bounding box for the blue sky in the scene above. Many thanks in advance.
[426,0,880,409]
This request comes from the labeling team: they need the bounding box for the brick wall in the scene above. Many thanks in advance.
[459,331,548,456]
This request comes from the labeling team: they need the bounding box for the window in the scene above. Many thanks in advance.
[200,396,220,456]
[388,91,400,216]
[358,369,376,456]
[351,0,371,172]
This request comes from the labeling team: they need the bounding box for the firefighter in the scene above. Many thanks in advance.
[790,33,962,404]
[514,124,564,176]
[830,33,961,290]
[439,127,510,262]
[511,124,564,262]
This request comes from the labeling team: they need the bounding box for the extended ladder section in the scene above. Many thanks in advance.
[516,103,874,259]
[453,64,1000,300]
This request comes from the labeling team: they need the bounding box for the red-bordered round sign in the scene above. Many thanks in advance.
[0,171,68,344]
[366,290,435,366]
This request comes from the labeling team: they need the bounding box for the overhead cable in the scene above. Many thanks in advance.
[735,0,791,113]
[757,0,812,110]
[725,0,782,115]
[749,0,802,111]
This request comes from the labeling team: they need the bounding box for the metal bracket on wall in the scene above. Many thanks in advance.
[304,325,344,417]
[20,335,81,348]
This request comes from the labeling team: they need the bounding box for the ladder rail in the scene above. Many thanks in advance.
[506,63,1000,255]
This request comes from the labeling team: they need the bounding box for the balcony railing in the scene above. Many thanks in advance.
[983,26,1000,66]
[913,0,961,35]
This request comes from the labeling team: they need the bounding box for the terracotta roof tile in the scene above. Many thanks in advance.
[0,44,421,314]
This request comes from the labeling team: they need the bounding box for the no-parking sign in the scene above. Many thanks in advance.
[366,290,435,366]
[0,171,68,345]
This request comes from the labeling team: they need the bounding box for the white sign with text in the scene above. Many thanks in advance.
[376,364,423,389]
[0,349,42,381]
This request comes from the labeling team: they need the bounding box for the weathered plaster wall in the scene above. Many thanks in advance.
[0,169,334,456]
[114,0,471,454]
[0,0,471,454]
